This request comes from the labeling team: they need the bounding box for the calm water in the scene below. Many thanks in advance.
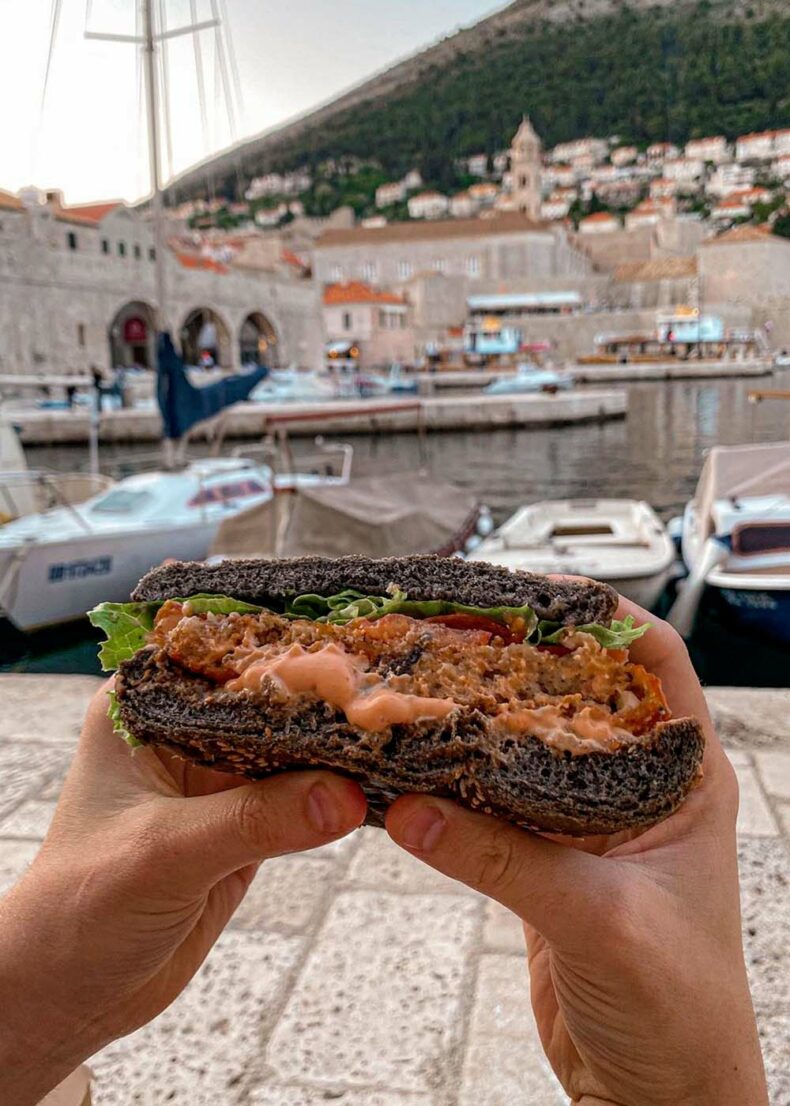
[4,377,789,684]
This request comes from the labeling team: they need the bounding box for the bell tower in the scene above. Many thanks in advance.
[510,116,542,220]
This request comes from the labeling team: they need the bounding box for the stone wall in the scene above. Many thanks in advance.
[0,207,324,374]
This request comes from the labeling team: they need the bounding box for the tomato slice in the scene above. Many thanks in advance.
[424,613,521,643]
[536,643,572,656]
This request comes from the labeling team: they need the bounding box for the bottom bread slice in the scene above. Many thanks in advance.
[116,649,706,836]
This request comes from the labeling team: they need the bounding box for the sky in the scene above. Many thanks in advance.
[0,0,501,204]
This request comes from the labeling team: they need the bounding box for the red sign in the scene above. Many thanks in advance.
[123,316,148,343]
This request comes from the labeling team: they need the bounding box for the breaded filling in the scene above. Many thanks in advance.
[148,601,670,751]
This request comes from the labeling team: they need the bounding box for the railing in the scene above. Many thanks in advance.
[0,470,114,526]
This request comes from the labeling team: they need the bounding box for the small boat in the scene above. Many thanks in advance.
[668,442,790,643]
[484,362,574,396]
[250,368,337,404]
[209,472,493,561]
[468,499,676,610]
[0,458,275,631]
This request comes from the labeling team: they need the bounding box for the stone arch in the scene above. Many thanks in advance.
[179,307,233,368]
[239,310,280,367]
[108,300,157,369]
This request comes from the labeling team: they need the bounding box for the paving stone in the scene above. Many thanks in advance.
[305,828,365,863]
[0,840,40,895]
[458,1034,566,1106]
[345,828,467,894]
[40,768,70,801]
[0,675,103,744]
[0,744,68,821]
[706,689,790,749]
[90,931,304,1106]
[734,766,780,837]
[725,748,752,767]
[249,1088,435,1106]
[755,1006,790,1106]
[482,900,525,954]
[468,955,534,1037]
[777,803,790,839]
[755,752,790,802]
[0,799,57,839]
[231,855,336,933]
[739,841,790,1009]
[266,890,479,1093]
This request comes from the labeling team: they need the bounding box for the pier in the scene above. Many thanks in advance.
[13,389,628,445]
[570,359,773,383]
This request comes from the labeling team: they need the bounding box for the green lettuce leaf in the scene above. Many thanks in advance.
[88,602,160,671]
[284,589,539,634]
[536,614,649,649]
[88,594,264,671]
[107,689,142,749]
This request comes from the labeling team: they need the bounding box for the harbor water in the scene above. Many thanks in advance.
[4,377,789,684]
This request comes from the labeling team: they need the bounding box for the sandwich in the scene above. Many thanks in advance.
[89,556,705,836]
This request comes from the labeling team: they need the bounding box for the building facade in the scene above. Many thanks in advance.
[313,213,591,289]
[0,192,323,375]
[323,282,413,369]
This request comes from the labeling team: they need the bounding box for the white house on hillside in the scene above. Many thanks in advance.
[407,192,449,220]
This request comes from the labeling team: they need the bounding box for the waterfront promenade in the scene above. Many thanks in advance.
[1,675,788,1105]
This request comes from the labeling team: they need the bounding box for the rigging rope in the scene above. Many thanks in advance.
[157,0,175,181]
[40,0,63,113]
[190,0,210,152]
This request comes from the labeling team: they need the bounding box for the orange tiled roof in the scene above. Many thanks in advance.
[324,282,405,306]
[318,211,545,249]
[702,224,779,246]
[174,250,229,274]
[281,248,308,270]
[61,201,122,224]
[0,189,24,212]
[580,212,619,223]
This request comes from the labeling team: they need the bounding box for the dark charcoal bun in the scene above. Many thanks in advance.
[116,649,705,836]
[132,555,618,628]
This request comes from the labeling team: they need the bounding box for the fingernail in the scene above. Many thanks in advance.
[399,805,446,853]
[307,782,343,835]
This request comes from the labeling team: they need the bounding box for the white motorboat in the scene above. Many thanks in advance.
[250,368,337,404]
[0,458,275,631]
[484,362,574,396]
[668,442,790,643]
[468,499,676,609]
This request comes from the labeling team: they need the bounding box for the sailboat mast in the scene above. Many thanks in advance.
[142,0,166,329]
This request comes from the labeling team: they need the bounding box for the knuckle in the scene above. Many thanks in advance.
[473,824,523,896]
[233,788,279,854]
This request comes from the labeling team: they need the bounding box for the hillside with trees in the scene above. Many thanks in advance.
[166,0,790,203]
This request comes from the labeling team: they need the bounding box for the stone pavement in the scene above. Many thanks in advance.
[0,675,787,1106]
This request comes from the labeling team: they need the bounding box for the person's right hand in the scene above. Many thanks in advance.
[387,600,769,1106]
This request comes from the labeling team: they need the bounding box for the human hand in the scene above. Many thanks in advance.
[0,684,367,1106]
[386,599,768,1106]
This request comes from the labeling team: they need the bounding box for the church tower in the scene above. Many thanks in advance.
[509,116,542,220]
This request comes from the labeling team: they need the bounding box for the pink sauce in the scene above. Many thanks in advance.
[498,704,636,755]
[226,643,456,733]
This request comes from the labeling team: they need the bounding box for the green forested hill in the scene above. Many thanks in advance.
[168,0,790,202]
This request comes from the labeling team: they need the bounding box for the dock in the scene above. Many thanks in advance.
[14,389,628,445]
[570,359,773,383]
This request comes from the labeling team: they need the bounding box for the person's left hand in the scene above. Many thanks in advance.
[0,683,367,1106]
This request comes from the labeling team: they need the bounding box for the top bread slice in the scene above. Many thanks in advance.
[132,555,619,627]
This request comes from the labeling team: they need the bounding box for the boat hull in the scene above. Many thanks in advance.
[0,523,220,631]
[714,584,790,645]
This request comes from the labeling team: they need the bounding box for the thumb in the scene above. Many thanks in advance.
[159,770,367,890]
[386,794,600,945]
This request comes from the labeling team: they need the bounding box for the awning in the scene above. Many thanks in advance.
[467,291,583,312]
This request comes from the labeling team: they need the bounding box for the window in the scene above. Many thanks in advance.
[342,311,353,332]
[466,256,481,277]
[399,314,406,329]
[379,309,388,329]
[398,260,413,281]
[134,244,141,260]
[118,241,126,257]
[101,239,110,254]
[330,265,344,282]
[149,247,156,262]
[91,489,151,515]
[67,231,78,250]
[188,480,267,508]
[360,261,378,282]
[433,258,447,274]
[519,175,528,188]
[77,324,86,348]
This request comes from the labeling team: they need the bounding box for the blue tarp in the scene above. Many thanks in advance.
[156,332,268,440]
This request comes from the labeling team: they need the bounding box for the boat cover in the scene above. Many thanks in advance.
[210,474,479,559]
[696,442,790,533]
